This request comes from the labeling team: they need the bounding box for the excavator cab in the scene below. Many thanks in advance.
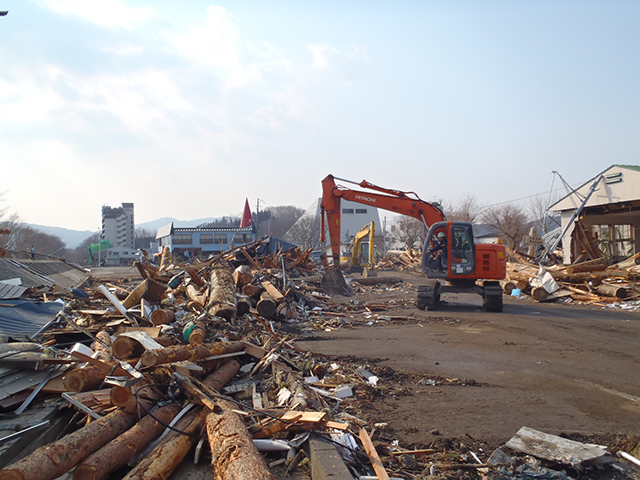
[423,222,476,278]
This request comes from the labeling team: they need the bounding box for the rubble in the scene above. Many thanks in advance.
[0,239,638,479]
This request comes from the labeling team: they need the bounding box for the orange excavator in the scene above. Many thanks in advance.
[320,174,507,312]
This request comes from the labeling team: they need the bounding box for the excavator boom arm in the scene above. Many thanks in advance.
[321,174,445,264]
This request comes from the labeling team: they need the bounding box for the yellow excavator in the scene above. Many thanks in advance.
[339,221,376,275]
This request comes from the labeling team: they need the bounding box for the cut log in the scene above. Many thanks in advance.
[186,284,206,309]
[207,264,237,321]
[500,280,518,295]
[201,358,242,392]
[0,409,139,480]
[571,294,619,304]
[188,324,206,345]
[531,287,550,302]
[611,252,640,270]
[233,265,253,288]
[595,284,627,299]
[236,294,251,316]
[551,269,633,283]
[140,341,244,367]
[186,267,206,288]
[150,309,174,326]
[121,407,206,480]
[74,403,182,480]
[110,385,133,408]
[63,365,107,392]
[206,399,275,480]
[241,284,263,299]
[113,336,144,360]
[202,359,274,480]
[92,331,113,364]
[565,258,608,274]
[257,291,277,318]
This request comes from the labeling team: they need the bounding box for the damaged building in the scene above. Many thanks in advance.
[550,164,640,264]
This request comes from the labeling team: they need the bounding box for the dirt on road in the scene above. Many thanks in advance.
[296,271,640,451]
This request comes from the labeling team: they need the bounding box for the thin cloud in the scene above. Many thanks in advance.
[38,0,163,29]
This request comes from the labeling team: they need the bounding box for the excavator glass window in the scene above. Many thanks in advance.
[450,225,475,275]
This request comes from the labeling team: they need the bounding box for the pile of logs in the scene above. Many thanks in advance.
[0,241,340,479]
[376,249,422,271]
[504,253,640,305]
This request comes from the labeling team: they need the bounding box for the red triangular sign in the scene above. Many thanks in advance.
[240,199,253,227]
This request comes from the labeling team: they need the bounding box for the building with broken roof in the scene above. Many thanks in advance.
[550,164,640,263]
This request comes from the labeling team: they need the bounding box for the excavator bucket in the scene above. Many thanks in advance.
[321,268,352,296]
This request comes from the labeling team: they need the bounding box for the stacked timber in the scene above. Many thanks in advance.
[505,253,640,305]
[377,249,422,271]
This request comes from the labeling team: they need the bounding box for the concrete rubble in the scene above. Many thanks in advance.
[0,239,638,479]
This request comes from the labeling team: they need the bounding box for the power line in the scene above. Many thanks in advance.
[483,182,582,209]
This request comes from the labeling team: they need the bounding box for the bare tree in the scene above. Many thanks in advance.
[528,195,561,235]
[135,227,157,249]
[67,233,101,264]
[449,195,483,223]
[284,216,321,249]
[257,206,305,238]
[481,204,530,250]
[395,217,427,250]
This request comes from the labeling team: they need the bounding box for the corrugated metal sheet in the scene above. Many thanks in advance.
[0,282,28,300]
[0,300,64,339]
[0,259,88,289]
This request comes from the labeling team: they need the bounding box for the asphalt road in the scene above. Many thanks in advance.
[296,282,640,447]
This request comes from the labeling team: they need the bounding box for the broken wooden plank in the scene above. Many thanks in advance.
[261,281,285,303]
[359,427,390,480]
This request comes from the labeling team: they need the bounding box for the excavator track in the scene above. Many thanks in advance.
[483,281,503,312]
[417,280,440,311]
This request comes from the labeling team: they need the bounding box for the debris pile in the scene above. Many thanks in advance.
[504,253,640,308]
[0,238,640,479]
[376,249,423,272]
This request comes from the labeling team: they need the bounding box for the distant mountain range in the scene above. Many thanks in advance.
[27,216,236,249]
[26,224,98,249]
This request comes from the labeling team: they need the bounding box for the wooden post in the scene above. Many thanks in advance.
[74,403,182,480]
[0,409,139,480]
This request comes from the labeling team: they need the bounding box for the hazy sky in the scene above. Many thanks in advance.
[1,1,638,231]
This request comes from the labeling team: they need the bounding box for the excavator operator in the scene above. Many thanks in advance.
[428,231,447,271]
